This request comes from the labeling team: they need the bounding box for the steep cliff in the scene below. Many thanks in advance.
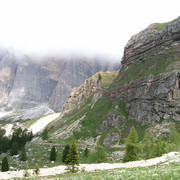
[47,17,180,149]
[0,51,118,121]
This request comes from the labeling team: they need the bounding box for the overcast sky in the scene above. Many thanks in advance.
[0,0,179,60]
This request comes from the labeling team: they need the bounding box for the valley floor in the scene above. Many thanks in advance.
[0,152,179,179]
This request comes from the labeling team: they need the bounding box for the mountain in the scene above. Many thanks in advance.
[47,17,180,149]
[0,50,118,121]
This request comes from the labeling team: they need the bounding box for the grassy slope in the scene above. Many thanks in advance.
[95,71,118,87]
[48,71,120,144]
[155,17,179,30]
[113,48,180,87]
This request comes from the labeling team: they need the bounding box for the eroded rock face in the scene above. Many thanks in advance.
[61,73,104,115]
[105,70,180,124]
[97,112,125,134]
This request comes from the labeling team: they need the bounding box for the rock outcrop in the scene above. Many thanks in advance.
[121,17,180,68]
[61,71,118,115]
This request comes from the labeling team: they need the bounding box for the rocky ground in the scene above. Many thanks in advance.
[0,152,179,179]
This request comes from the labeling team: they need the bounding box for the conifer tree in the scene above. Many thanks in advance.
[50,146,57,161]
[10,141,19,156]
[62,144,70,163]
[1,156,9,172]
[19,147,27,161]
[65,139,79,172]
[123,126,139,162]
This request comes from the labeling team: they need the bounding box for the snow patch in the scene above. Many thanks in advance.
[29,113,60,134]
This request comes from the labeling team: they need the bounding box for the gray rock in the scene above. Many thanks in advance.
[105,70,180,124]
[103,133,120,147]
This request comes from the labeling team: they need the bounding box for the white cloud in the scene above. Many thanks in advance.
[0,0,179,59]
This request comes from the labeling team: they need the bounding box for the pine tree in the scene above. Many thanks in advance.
[19,147,27,161]
[65,139,79,172]
[62,144,70,163]
[50,146,57,161]
[1,156,9,172]
[123,126,139,162]
[10,141,19,156]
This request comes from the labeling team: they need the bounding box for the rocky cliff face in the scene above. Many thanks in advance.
[0,51,118,121]
[105,17,180,125]
[47,17,180,148]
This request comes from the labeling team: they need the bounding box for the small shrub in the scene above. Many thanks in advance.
[34,163,40,176]
[23,166,29,178]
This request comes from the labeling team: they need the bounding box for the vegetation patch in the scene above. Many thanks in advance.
[155,17,179,30]
[73,98,112,139]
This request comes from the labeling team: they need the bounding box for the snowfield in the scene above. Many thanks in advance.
[0,152,179,179]
[28,113,60,134]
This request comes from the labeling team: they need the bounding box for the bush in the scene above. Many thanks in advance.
[1,156,9,172]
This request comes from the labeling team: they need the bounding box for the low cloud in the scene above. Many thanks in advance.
[0,0,179,62]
